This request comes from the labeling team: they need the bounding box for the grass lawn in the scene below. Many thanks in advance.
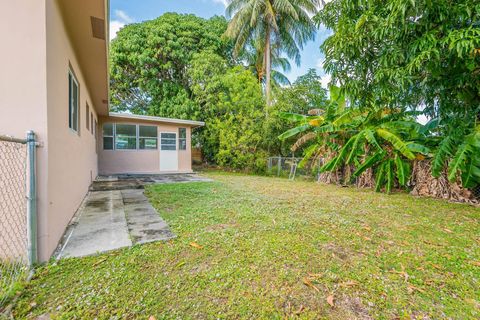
[11,172,480,319]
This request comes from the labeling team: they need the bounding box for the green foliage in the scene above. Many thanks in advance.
[226,0,319,103]
[264,69,328,156]
[280,86,427,193]
[316,0,480,120]
[110,13,230,117]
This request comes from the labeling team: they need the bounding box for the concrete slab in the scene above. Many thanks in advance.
[57,191,132,259]
[90,173,212,191]
[122,189,175,244]
[57,189,175,259]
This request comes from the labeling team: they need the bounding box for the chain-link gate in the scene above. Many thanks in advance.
[0,132,37,310]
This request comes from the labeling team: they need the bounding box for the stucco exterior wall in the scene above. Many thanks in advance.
[42,0,100,261]
[0,1,49,260]
[98,117,193,175]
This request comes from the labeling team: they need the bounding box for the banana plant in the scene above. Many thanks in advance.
[279,86,428,193]
[427,118,480,189]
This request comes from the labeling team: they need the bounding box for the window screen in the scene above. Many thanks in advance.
[68,71,79,132]
[103,123,114,150]
[85,103,90,131]
[179,128,187,150]
[161,133,177,151]
[115,124,137,149]
[139,125,157,149]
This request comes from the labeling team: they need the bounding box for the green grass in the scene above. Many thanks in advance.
[11,172,480,319]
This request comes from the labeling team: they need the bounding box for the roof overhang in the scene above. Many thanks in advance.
[108,113,205,128]
[57,0,110,115]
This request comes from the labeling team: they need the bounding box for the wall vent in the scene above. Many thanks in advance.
[90,16,105,40]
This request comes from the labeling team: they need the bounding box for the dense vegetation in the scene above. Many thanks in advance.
[110,2,480,196]
[276,0,480,195]
[110,12,324,172]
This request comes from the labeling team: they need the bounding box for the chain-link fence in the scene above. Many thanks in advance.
[267,156,323,179]
[0,132,37,310]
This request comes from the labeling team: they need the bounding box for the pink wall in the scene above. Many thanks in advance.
[43,0,100,261]
[0,0,49,260]
[98,117,193,175]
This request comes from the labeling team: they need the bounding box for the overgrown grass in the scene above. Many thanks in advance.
[12,172,480,319]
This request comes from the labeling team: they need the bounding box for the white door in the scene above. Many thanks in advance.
[160,132,178,172]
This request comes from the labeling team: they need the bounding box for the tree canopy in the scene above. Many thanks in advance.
[110,13,231,118]
[315,0,480,119]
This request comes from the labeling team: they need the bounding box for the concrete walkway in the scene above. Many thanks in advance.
[57,189,175,259]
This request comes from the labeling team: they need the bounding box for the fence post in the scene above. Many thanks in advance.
[26,131,37,266]
[277,156,281,176]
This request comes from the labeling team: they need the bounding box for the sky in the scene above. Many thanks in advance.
[109,0,332,85]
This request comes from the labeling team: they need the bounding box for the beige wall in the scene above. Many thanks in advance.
[43,0,100,261]
[1,0,106,261]
[0,1,49,260]
[98,117,193,175]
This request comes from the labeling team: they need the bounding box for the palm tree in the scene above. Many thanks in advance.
[225,0,319,105]
[239,37,291,88]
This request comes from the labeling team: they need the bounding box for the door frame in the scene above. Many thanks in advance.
[159,131,179,172]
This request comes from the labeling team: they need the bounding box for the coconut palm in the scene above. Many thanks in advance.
[239,37,291,88]
[225,0,319,105]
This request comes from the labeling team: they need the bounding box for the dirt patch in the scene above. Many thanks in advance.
[336,295,373,320]
[322,243,352,261]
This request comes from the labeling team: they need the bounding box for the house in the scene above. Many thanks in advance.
[0,0,202,262]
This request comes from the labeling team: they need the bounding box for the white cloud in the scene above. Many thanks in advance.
[115,10,134,24]
[212,0,228,8]
[110,10,135,40]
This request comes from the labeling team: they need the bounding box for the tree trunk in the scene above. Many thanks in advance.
[265,26,272,110]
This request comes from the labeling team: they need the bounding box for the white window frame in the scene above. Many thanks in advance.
[102,123,159,151]
[68,69,80,133]
[160,132,177,151]
[179,128,187,151]
[139,125,158,150]
[102,123,114,150]
[115,123,137,150]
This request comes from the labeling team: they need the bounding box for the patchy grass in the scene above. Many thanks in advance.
[12,172,480,319]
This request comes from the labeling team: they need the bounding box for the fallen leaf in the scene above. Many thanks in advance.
[189,242,203,249]
[407,284,426,294]
[340,280,359,288]
[469,261,480,267]
[92,257,107,267]
[326,295,335,307]
[443,228,453,234]
[302,278,319,292]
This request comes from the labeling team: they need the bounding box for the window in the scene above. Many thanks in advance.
[161,133,177,150]
[115,124,137,149]
[85,103,90,131]
[103,123,114,150]
[139,125,157,149]
[68,71,79,132]
[179,128,187,150]
[90,113,94,134]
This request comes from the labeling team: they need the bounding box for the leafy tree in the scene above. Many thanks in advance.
[188,52,267,168]
[314,1,480,190]
[109,13,230,117]
[226,0,319,105]
[316,0,480,118]
[265,69,328,155]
